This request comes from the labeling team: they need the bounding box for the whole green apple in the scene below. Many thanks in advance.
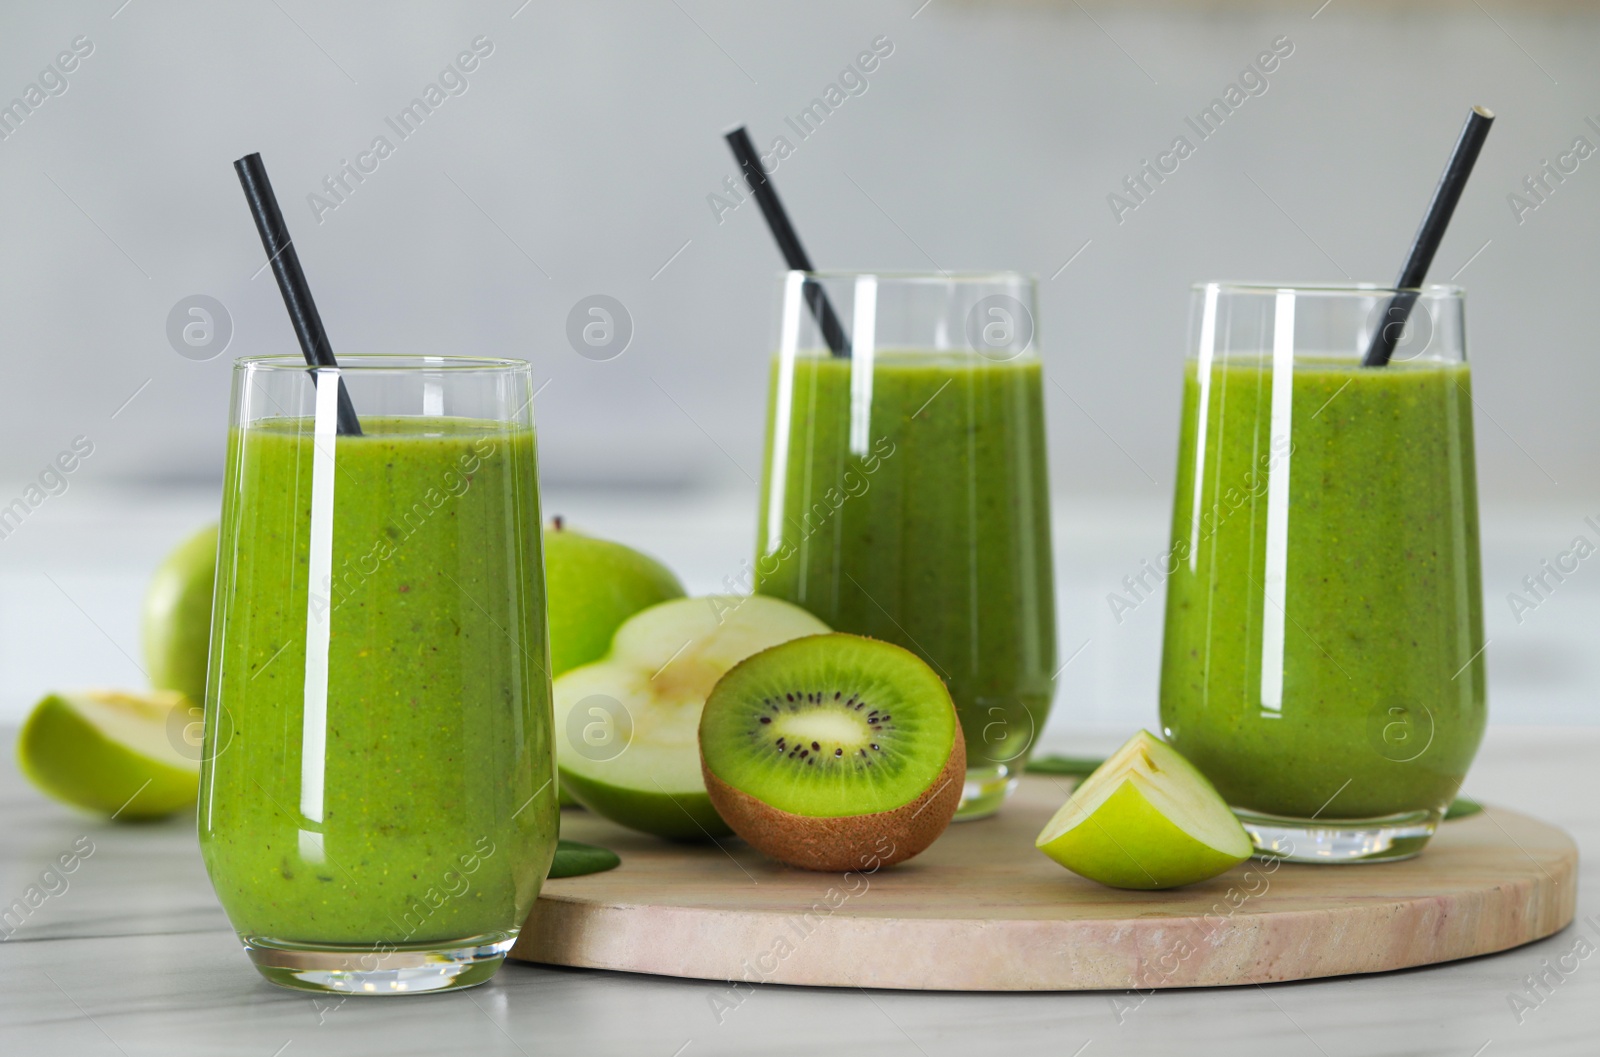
[543,518,686,677]
[141,523,218,706]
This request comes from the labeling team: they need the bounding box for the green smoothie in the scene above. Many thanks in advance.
[1159,357,1486,820]
[199,416,556,946]
[755,349,1056,784]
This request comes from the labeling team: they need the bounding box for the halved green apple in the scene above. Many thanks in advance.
[1035,730,1250,889]
[17,690,200,819]
[553,595,828,839]
[544,521,685,810]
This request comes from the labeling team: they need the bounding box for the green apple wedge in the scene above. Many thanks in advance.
[1035,730,1251,890]
[141,523,218,708]
[17,690,200,819]
[554,595,828,839]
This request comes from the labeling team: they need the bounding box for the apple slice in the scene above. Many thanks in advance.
[17,690,200,819]
[554,595,829,839]
[1035,730,1250,890]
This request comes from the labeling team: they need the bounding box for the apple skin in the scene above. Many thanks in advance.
[17,690,198,819]
[544,523,685,810]
[543,522,686,677]
[559,767,729,841]
[1035,731,1251,890]
[141,524,218,707]
[1036,779,1247,889]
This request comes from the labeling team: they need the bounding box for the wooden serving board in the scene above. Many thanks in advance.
[510,775,1577,991]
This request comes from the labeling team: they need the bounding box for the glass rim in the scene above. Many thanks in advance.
[1193,280,1465,298]
[787,269,1035,284]
[235,354,530,373]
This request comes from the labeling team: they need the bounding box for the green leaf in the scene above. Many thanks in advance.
[1027,755,1107,778]
[548,838,620,879]
[1444,796,1483,821]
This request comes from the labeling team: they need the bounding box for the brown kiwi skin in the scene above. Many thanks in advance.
[702,724,965,872]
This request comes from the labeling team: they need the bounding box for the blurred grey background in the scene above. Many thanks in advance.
[0,1,1595,728]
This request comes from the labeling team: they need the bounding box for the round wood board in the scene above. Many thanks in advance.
[510,775,1577,991]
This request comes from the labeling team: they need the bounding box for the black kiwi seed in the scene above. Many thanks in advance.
[741,676,904,776]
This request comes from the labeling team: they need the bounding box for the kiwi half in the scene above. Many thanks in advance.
[699,633,965,872]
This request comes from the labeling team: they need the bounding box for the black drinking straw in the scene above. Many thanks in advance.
[234,152,363,434]
[1362,107,1495,367]
[724,126,851,358]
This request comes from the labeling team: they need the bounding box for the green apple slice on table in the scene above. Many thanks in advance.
[141,523,218,708]
[1035,730,1251,889]
[17,690,200,819]
[554,595,828,839]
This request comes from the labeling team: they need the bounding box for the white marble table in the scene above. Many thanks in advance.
[1,726,1593,1057]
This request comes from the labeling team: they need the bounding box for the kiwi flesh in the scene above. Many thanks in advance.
[699,633,965,872]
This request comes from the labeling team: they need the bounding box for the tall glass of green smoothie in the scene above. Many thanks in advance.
[199,356,558,993]
[1159,283,1487,862]
[755,272,1057,819]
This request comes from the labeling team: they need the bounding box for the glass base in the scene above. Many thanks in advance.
[955,765,1020,820]
[1235,807,1442,864]
[242,932,516,994]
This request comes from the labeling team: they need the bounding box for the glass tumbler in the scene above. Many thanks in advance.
[199,356,557,993]
[1159,283,1487,863]
[755,272,1058,819]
